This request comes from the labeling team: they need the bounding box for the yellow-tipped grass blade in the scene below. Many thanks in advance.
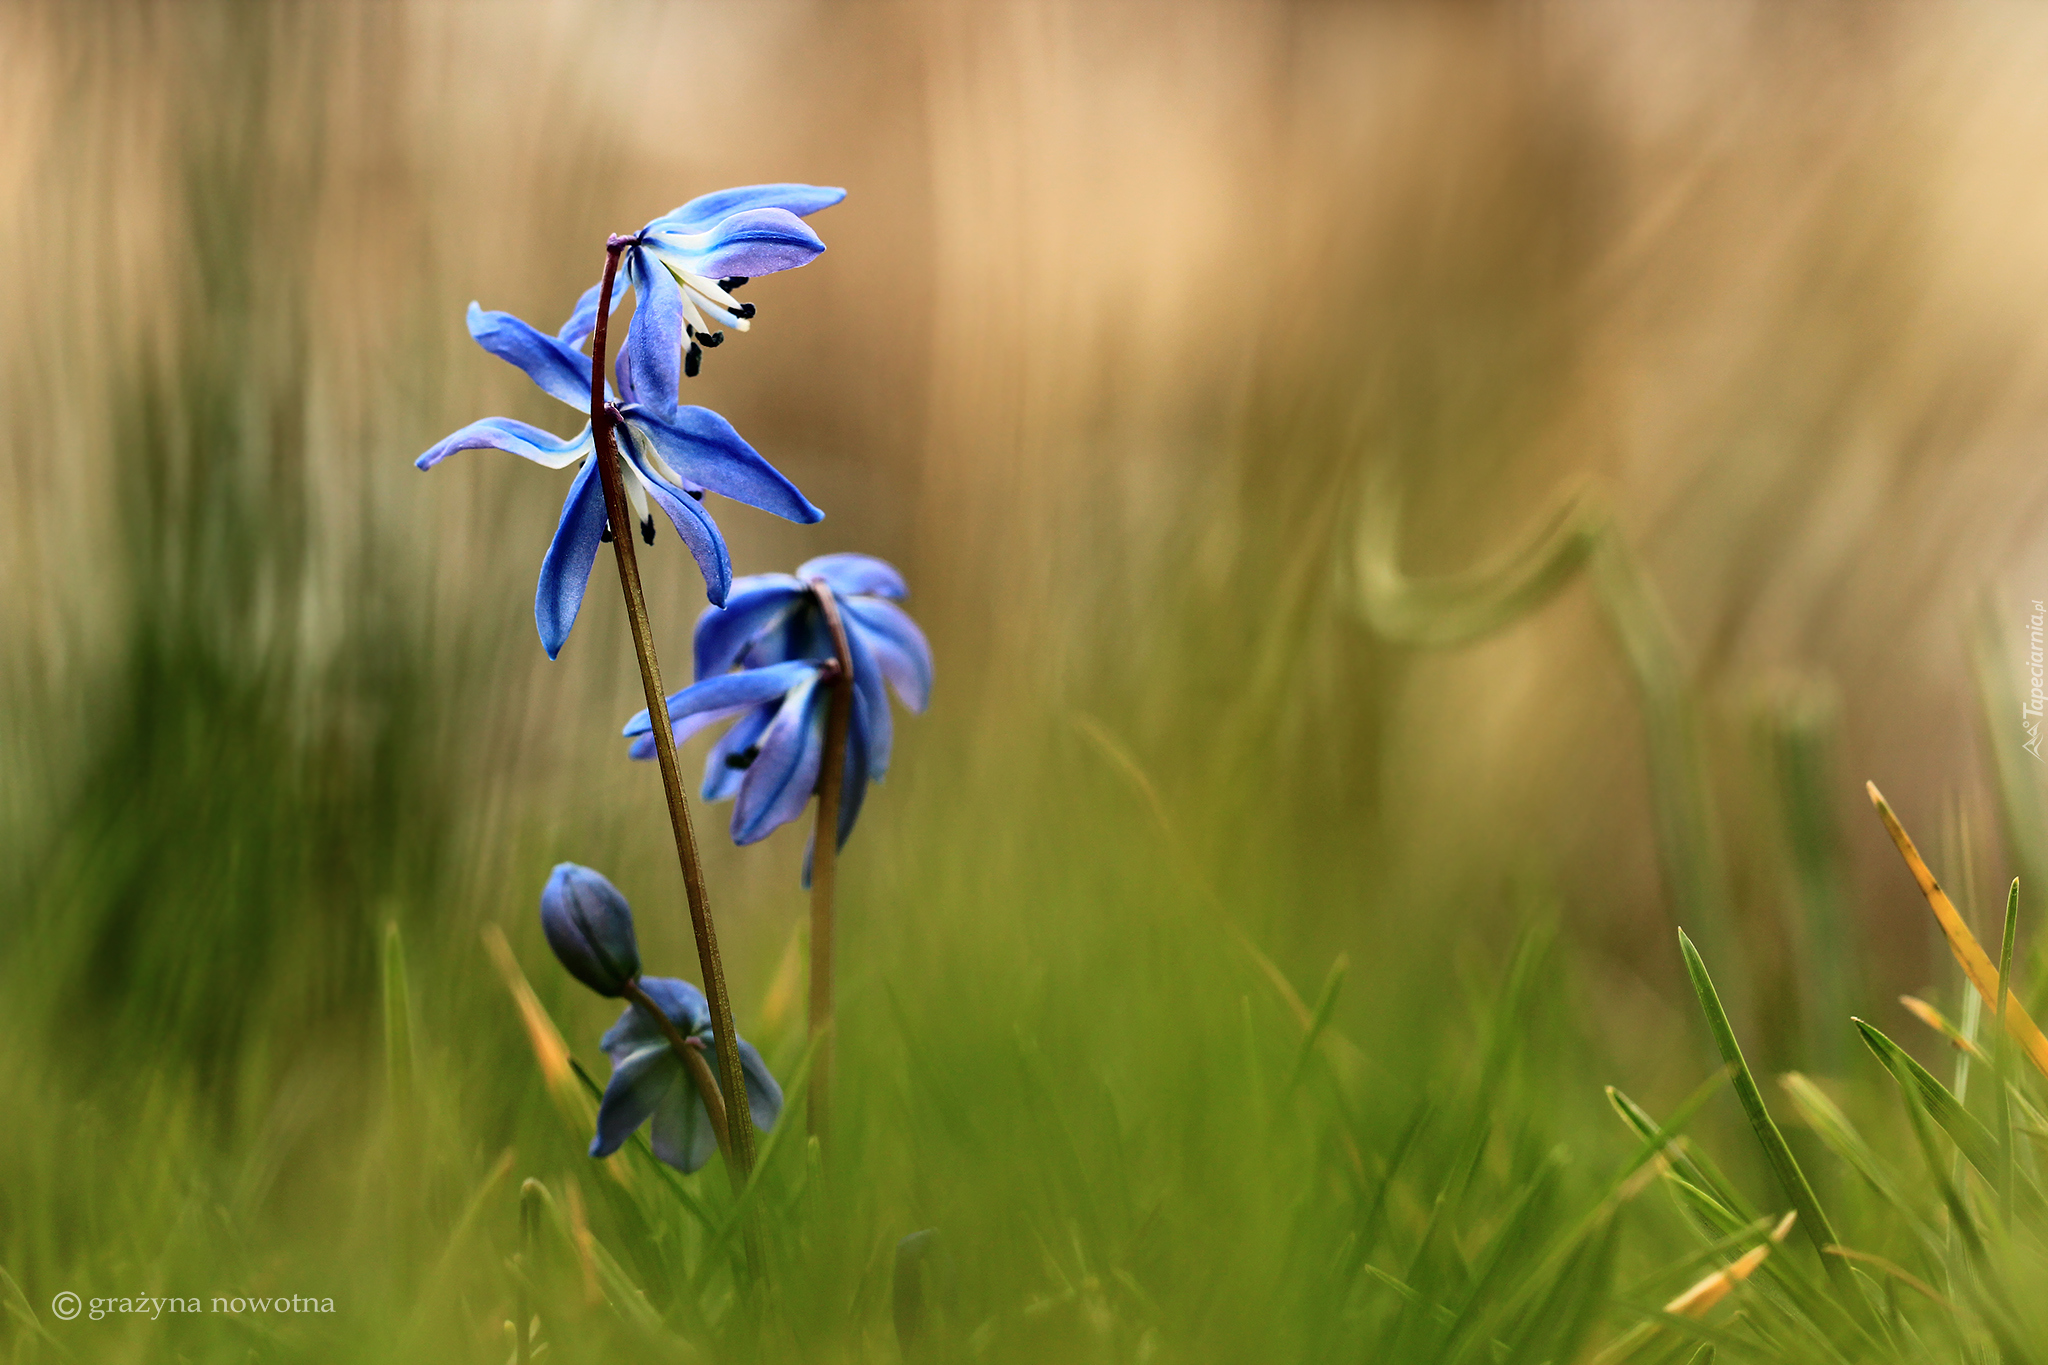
[1664,1211,1796,1318]
[481,925,639,1192]
[1867,782,2048,1079]
[1898,996,1987,1059]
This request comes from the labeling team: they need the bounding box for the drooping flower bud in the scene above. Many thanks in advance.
[540,863,641,997]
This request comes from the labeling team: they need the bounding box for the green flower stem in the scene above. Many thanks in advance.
[804,578,856,1147]
[587,239,757,1185]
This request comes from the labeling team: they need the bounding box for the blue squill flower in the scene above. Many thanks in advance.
[591,975,783,1174]
[621,554,931,853]
[539,863,641,997]
[561,183,845,387]
[416,301,822,657]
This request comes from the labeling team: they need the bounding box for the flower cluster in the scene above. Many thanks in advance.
[541,864,781,1173]
[438,182,935,1179]
[415,185,843,657]
[623,553,932,865]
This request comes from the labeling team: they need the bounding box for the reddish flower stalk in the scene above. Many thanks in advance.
[587,238,759,1182]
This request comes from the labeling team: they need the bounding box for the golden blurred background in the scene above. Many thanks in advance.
[9,0,2048,1213]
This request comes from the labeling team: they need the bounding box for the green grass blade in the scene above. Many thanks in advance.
[1779,1073,1921,1226]
[1677,931,1852,1301]
[1607,1084,1757,1229]
[1286,952,1348,1092]
[1852,1020,2005,1185]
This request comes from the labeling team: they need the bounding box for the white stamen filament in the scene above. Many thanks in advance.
[665,261,751,334]
[619,451,654,527]
[625,423,689,491]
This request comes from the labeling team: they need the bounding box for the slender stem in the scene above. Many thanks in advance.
[805,579,856,1146]
[621,977,731,1158]
[587,241,759,1181]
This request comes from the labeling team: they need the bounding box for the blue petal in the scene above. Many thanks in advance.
[626,700,754,762]
[623,405,822,524]
[800,677,873,889]
[627,457,732,605]
[416,416,593,471]
[652,183,847,234]
[468,302,596,410]
[613,327,645,408]
[649,1076,720,1173]
[557,278,629,350]
[702,702,777,801]
[621,248,683,413]
[732,672,828,844]
[715,1036,784,1130]
[840,596,933,712]
[590,1043,678,1157]
[535,459,609,660]
[692,577,808,679]
[797,553,907,600]
[839,671,876,845]
[625,660,824,737]
[600,975,711,1056]
[645,208,826,280]
[745,608,833,669]
[843,614,894,778]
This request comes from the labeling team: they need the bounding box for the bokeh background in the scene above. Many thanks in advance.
[9,1,2048,1359]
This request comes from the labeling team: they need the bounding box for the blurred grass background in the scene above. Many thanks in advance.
[11,1,2048,1360]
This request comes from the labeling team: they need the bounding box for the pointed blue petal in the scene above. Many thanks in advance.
[840,596,933,712]
[590,1044,677,1157]
[468,302,596,410]
[652,184,847,234]
[535,459,609,660]
[842,615,893,778]
[800,676,873,888]
[416,416,594,471]
[649,1076,719,1173]
[624,701,756,763]
[732,673,828,844]
[737,1038,784,1130]
[797,553,907,600]
[838,673,876,846]
[640,975,712,1034]
[622,248,683,413]
[627,458,732,606]
[624,405,822,524]
[692,578,808,680]
[622,658,815,740]
[613,327,645,407]
[626,661,822,737]
[645,208,825,280]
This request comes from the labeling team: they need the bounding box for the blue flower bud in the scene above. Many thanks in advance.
[540,863,641,997]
